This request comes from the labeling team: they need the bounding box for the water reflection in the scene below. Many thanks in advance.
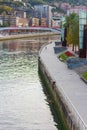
[0,35,60,52]
[0,36,60,130]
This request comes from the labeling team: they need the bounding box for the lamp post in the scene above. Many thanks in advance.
[61,16,67,47]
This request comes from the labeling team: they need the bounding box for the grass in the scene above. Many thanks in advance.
[82,72,87,80]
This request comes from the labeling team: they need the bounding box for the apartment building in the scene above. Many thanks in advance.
[29,18,39,27]
[16,17,28,27]
[67,6,87,15]
[0,10,28,27]
[0,15,16,26]
[39,18,47,27]
[34,5,52,27]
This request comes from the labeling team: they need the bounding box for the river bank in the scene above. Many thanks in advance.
[38,58,70,130]
[39,42,87,130]
[0,32,59,41]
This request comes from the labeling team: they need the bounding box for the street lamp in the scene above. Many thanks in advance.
[61,16,67,47]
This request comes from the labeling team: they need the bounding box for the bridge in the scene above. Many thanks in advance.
[0,27,61,36]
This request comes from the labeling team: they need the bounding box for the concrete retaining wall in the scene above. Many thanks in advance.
[38,57,80,130]
[0,32,59,41]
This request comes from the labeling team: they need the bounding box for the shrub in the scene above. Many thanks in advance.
[59,51,75,62]
[65,51,74,57]
[82,72,87,80]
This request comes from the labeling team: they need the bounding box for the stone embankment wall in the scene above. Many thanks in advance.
[0,32,58,41]
[38,57,80,130]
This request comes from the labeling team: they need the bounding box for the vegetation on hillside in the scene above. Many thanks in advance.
[29,0,87,6]
[29,0,46,6]
[0,0,86,15]
[0,5,13,14]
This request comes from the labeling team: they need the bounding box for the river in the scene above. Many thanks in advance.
[0,35,64,130]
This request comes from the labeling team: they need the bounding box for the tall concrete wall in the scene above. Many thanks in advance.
[38,57,80,130]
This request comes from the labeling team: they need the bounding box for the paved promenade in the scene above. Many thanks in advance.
[40,42,87,130]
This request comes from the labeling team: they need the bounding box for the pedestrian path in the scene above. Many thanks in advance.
[40,42,87,130]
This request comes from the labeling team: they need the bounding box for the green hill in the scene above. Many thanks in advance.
[29,0,87,6]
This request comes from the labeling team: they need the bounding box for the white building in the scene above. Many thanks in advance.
[34,5,52,27]
[67,6,87,15]
[52,17,61,28]
[79,10,87,58]
[79,10,87,49]
[14,0,22,1]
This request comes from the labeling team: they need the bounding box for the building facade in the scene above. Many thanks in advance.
[39,18,47,27]
[29,18,39,27]
[34,5,52,27]
[79,10,87,58]
[52,17,61,28]
[16,17,28,27]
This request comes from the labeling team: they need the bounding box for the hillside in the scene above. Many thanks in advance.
[29,0,87,6]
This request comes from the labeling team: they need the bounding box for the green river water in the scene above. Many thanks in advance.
[0,36,67,130]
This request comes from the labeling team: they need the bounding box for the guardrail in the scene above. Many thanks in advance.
[59,86,87,130]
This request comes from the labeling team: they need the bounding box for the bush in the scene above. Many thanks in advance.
[59,53,68,61]
[59,51,75,62]
[82,72,87,80]
[65,51,74,57]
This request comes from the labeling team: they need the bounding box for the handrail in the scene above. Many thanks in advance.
[59,86,87,130]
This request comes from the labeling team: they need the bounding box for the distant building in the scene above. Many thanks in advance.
[60,2,71,11]
[39,18,47,27]
[0,15,16,26]
[16,17,28,27]
[52,17,61,28]
[29,18,39,27]
[79,10,87,58]
[0,19,3,25]
[14,11,26,18]
[34,5,52,27]
[0,14,28,27]
[0,10,28,27]
[53,1,58,7]
[14,0,22,1]
[67,6,87,15]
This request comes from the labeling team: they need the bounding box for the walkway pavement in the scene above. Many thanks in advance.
[40,42,87,130]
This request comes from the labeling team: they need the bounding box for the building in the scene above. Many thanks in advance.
[16,17,28,27]
[67,6,87,15]
[14,11,26,18]
[29,18,39,27]
[34,5,52,27]
[14,0,22,1]
[0,10,28,27]
[0,15,16,26]
[79,10,87,58]
[52,17,61,28]
[60,2,71,11]
[39,18,47,27]
[0,14,28,27]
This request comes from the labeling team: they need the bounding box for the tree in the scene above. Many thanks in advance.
[64,13,79,51]
[71,15,79,51]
